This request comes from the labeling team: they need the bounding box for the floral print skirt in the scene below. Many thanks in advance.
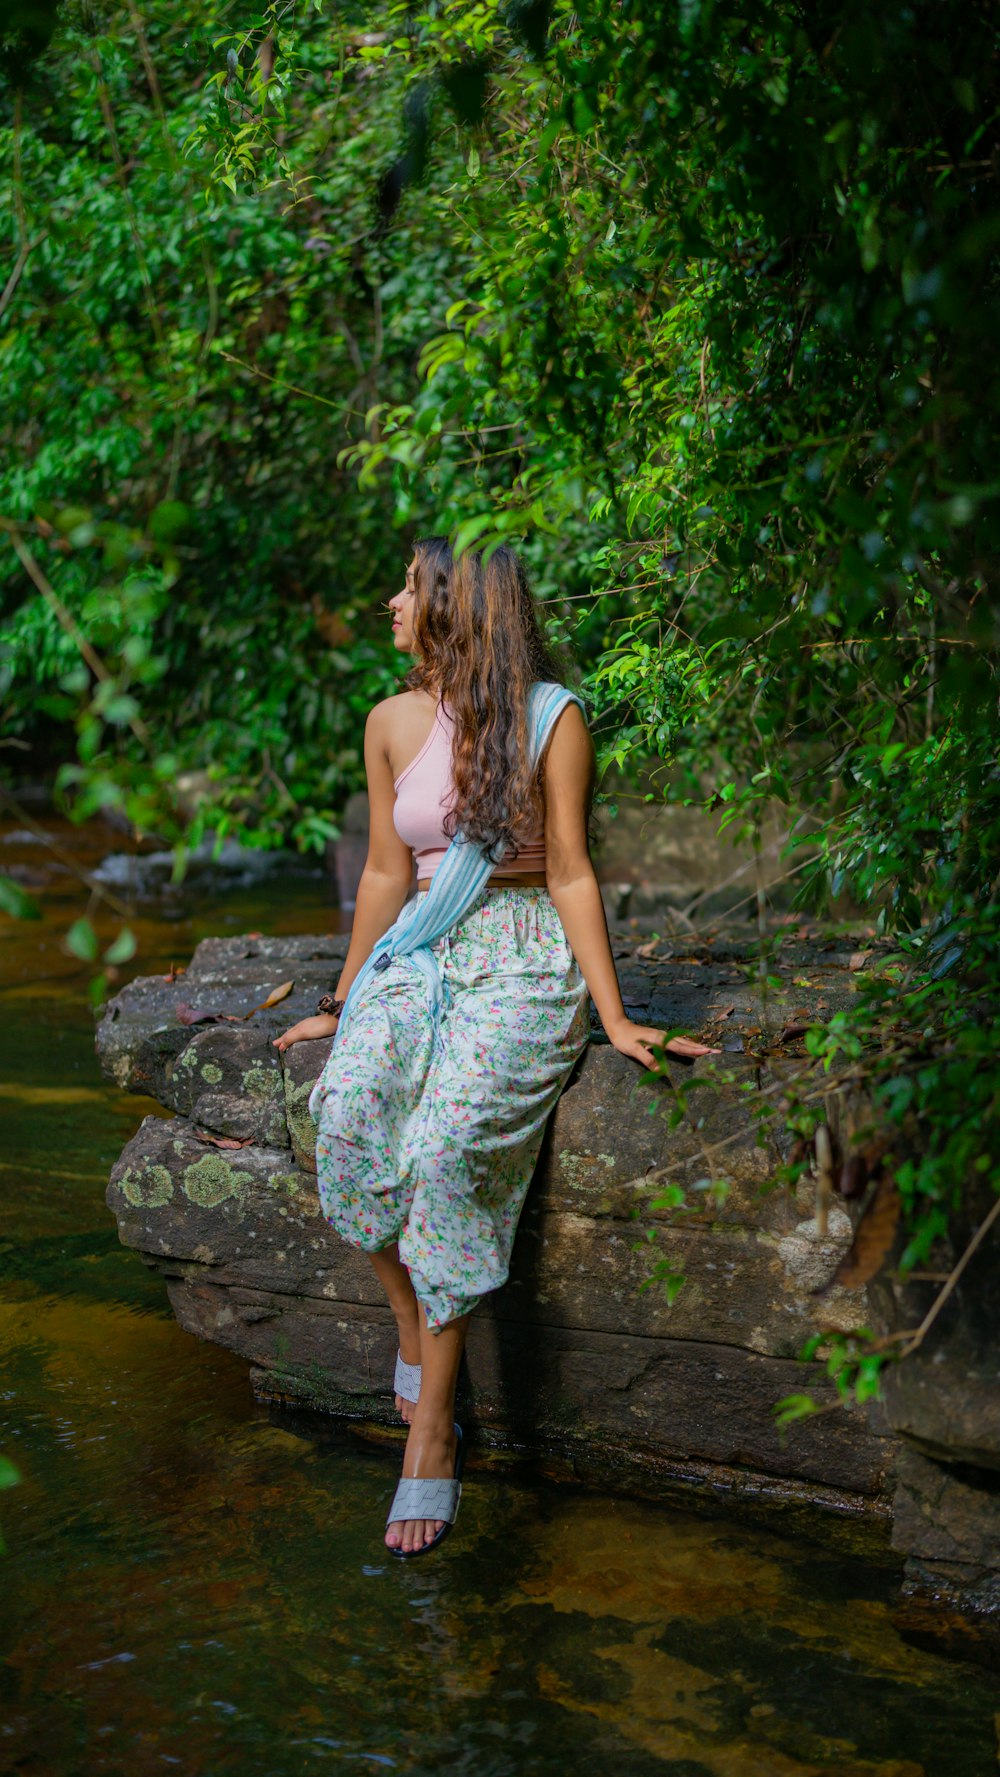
[308,884,590,1330]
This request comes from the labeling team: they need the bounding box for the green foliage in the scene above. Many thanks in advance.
[61,914,138,1005]
[635,1238,687,1309]
[336,0,1000,1382]
[775,1330,885,1429]
[1,2,599,852]
[2,0,998,1359]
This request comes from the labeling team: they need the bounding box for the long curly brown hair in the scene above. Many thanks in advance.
[403,538,571,864]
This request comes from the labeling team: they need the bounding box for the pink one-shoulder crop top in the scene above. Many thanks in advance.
[392,701,546,884]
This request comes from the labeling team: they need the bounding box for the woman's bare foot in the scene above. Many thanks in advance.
[384,1409,458,1554]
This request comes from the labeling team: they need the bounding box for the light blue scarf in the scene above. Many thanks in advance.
[311,680,584,1089]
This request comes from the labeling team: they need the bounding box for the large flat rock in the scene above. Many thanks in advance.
[101,927,895,1520]
[166,1279,889,1499]
[108,1059,869,1357]
[97,926,1000,1654]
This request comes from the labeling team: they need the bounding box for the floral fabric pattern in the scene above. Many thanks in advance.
[309,884,590,1329]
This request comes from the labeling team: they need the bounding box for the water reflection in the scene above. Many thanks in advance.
[0,818,995,1775]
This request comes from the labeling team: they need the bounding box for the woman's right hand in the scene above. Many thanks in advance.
[272,1014,339,1054]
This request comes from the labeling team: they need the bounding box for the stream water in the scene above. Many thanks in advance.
[1,820,996,1776]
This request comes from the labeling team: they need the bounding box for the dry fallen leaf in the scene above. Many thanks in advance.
[176,1003,241,1027]
[195,1130,255,1149]
[813,1173,901,1294]
[241,979,295,1020]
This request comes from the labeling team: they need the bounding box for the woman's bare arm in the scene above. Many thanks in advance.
[333,701,416,997]
[274,701,414,1051]
[543,703,719,1067]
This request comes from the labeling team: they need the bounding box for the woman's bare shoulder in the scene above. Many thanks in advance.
[366,690,438,781]
[545,697,593,758]
[367,687,434,734]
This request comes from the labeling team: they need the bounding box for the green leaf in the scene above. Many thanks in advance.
[101,695,140,726]
[88,971,109,1010]
[650,1182,687,1210]
[103,927,137,965]
[150,501,191,544]
[0,876,41,920]
[773,1393,820,1427]
[451,513,497,558]
[65,918,99,963]
[54,505,91,536]
[951,77,975,112]
[661,1270,686,1306]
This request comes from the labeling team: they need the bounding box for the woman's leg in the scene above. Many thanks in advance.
[311,962,436,1256]
[383,888,589,1552]
[310,962,437,1421]
[397,888,590,1330]
[385,1307,469,1554]
[368,1244,421,1424]
[307,927,466,1425]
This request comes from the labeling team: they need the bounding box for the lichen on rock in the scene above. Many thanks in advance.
[182,1152,253,1208]
[559,1150,616,1190]
[269,1172,303,1195]
[243,1060,276,1101]
[284,1085,318,1167]
[119,1163,174,1207]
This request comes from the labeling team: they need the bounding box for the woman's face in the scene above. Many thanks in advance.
[387,557,418,655]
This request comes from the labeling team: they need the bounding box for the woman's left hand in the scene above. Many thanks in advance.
[272,1014,339,1053]
[607,1018,722,1068]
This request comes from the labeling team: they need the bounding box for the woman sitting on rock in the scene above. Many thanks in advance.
[274,538,717,1559]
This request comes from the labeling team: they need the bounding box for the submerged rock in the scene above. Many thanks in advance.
[92,837,325,896]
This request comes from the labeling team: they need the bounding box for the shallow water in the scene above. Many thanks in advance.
[1,820,996,1776]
